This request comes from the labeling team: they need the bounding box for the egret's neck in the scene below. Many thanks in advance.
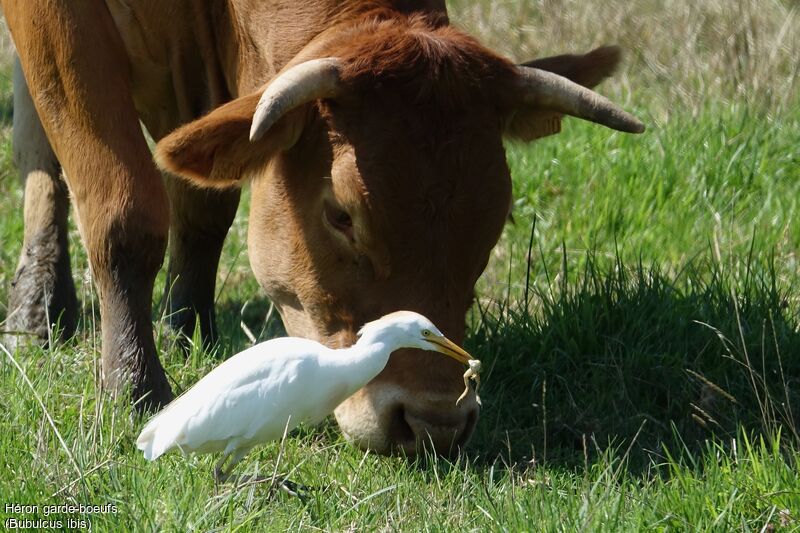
[333,329,398,389]
[354,326,394,352]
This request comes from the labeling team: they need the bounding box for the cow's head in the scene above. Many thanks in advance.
[156,13,643,455]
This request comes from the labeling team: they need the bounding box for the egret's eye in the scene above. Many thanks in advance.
[422,330,431,337]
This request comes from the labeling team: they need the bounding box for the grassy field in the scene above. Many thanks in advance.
[2,1,800,531]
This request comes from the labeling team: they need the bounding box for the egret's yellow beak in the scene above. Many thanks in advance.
[425,336,472,365]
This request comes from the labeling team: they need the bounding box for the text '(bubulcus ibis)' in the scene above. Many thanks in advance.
[136,311,475,480]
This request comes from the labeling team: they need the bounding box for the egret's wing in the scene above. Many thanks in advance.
[178,358,311,453]
[136,338,322,459]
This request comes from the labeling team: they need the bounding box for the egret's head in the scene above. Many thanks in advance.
[358,311,472,364]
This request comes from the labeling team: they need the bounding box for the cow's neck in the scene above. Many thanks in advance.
[104,0,448,137]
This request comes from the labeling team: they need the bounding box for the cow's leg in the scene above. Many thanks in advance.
[5,58,78,348]
[163,177,240,348]
[4,0,172,408]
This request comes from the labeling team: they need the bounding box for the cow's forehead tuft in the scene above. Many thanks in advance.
[323,10,518,109]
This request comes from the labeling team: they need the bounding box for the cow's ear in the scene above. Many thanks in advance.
[521,45,621,90]
[504,46,626,142]
[155,92,307,188]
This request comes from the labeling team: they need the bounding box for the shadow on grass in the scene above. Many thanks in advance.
[465,247,800,473]
[169,294,286,364]
[214,294,286,351]
[162,245,800,476]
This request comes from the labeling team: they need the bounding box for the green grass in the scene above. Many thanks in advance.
[491,103,800,287]
[2,2,800,530]
[1,100,799,530]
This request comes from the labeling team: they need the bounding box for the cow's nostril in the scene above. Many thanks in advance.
[401,406,477,455]
[387,405,415,446]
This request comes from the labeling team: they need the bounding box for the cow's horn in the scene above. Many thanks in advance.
[517,66,645,133]
[250,57,342,142]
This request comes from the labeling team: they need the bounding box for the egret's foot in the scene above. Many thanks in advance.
[276,478,312,502]
[213,466,229,484]
[214,472,312,502]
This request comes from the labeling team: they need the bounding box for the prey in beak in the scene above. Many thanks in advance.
[424,335,472,365]
[424,334,483,406]
[423,330,482,405]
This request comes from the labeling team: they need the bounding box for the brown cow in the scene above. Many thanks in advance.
[3,0,643,454]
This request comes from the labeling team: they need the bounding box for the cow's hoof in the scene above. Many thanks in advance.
[132,375,174,413]
[103,363,174,414]
[100,332,174,414]
[5,237,78,350]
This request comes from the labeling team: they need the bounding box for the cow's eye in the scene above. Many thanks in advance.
[324,202,354,237]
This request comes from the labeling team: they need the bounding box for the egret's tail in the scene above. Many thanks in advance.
[136,410,181,460]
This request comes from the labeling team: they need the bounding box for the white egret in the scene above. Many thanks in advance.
[136,311,474,481]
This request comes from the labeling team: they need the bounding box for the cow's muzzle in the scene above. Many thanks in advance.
[333,351,480,455]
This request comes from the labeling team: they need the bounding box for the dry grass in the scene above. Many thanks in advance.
[1,2,796,114]
[449,0,800,116]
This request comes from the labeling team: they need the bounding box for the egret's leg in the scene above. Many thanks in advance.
[213,452,233,483]
[222,449,249,477]
[213,448,309,500]
[214,448,250,483]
